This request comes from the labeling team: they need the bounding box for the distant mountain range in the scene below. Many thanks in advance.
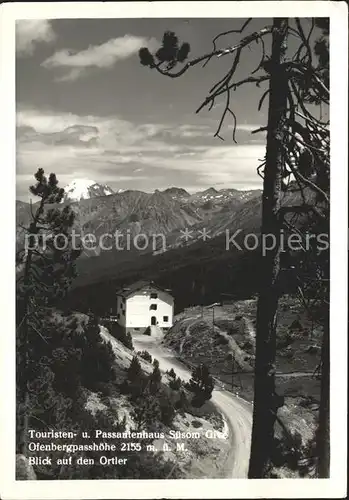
[16,180,262,252]
[61,178,261,204]
[59,178,261,205]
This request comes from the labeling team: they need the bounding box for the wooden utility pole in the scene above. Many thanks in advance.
[248,18,289,478]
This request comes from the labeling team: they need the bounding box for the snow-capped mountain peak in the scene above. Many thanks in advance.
[63,179,114,202]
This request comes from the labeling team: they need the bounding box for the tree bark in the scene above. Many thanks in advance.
[248,18,289,478]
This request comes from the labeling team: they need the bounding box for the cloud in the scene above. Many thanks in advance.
[16,20,56,55]
[135,144,266,188]
[235,124,265,132]
[16,108,176,189]
[17,108,109,134]
[42,35,158,81]
[170,124,212,138]
[18,123,100,147]
[16,107,264,200]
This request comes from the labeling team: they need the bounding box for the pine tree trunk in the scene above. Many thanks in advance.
[317,320,330,477]
[248,18,289,478]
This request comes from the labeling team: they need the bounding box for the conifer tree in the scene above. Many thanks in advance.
[81,315,116,390]
[16,168,81,454]
[127,356,143,383]
[131,387,161,430]
[123,355,147,400]
[149,362,162,394]
[186,363,214,406]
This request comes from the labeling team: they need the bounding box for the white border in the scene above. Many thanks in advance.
[1,2,347,499]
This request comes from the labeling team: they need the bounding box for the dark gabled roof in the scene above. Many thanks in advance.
[115,280,172,298]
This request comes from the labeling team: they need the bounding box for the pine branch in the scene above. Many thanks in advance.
[153,27,272,79]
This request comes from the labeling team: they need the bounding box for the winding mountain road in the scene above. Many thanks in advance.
[132,331,253,478]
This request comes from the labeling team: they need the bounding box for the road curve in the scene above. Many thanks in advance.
[132,333,253,478]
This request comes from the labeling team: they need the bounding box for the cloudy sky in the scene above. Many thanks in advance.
[16,17,281,200]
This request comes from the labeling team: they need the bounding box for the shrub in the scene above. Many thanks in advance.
[124,332,134,350]
[185,364,214,407]
[138,350,152,363]
[131,390,161,430]
[191,420,202,428]
[169,377,181,390]
[167,368,176,379]
[175,390,189,414]
[127,356,142,382]
[149,363,162,394]
[121,356,147,400]
[81,317,116,390]
[108,322,134,350]
[159,393,176,426]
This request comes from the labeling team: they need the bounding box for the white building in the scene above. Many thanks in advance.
[115,280,174,334]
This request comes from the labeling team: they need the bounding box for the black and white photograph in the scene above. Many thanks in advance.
[0,1,347,498]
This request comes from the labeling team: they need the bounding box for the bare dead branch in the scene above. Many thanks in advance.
[203,17,253,68]
[258,89,270,111]
[251,126,268,135]
[295,17,313,66]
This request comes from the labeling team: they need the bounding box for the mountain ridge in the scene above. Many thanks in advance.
[16,185,263,259]
[62,179,115,202]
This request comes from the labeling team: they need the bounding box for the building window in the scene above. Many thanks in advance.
[122,297,126,303]
[163,316,169,322]
[122,310,125,315]
[150,304,157,310]
[117,313,120,319]
[150,292,158,299]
